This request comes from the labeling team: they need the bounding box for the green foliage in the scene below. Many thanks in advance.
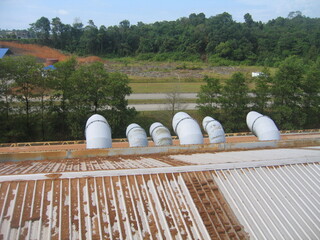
[271,56,305,129]
[301,58,320,128]
[196,76,222,117]
[220,72,250,132]
[253,68,272,113]
[0,57,136,142]
[22,13,320,65]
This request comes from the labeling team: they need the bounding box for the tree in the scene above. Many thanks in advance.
[12,56,43,139]
[29,17,51,44]
[65,62,136,138]
[98,25,108,54]
[79,20,99,55]
[35,67,52,140]
[288,11,302,19]
[302,58,320,128]
[253,68,272,113]
[51,17,64,48]
[49,57,77,139]
[0,57,15,141]
[0,57,14,123]
[220,72,250,132]
[271,56,305,129]
[68,62,110,113]
[165,85,184,118]
[104,72,136,137]
[244,13,254,27]
[196,76,222,117]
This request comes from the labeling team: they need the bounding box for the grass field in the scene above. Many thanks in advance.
[128,98,196,104]
[129,82,203,93]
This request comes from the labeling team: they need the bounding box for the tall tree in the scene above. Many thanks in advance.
[0,57,14,123]
[104,72,136,137]
[302,58,320,128]
[220,72,250,132]
[253,68,272,113]
[51,17,64,48]
[68,61,110,113]
[12,56,43,139]
[0,57,15,141]
[271,56,305,129]
[80,20,99,55]
[29,17,51,44]
[66,62,136,138]
[49,57,77,139]
[196,76,222,117]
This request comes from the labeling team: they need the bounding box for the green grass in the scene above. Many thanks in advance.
[107,57,277,93]
[130,82,203,93]
[128,98,196,104]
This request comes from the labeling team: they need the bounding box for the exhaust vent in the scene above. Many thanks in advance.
[246,111,280,141]
[202,116,226,143]
[149,122,173,146]
[85,114,112,149]
[172,112,203,145]
[126,123,148,147]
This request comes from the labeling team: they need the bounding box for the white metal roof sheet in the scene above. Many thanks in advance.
[214,163,320,239]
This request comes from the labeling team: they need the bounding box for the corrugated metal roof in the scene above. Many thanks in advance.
[214,163,320,240]
[0,172,247,239]
[0,155,190,176]
[0,145,319,239]
[0,48,9,59]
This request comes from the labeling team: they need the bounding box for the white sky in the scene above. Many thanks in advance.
[0,0,319,29]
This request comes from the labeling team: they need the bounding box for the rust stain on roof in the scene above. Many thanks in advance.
[0,171,248,239]
[0,155,192,176]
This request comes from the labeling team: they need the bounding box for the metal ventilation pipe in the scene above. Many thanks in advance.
[126,123,148,147]
[202,116,226,143]
[172,112,203,145]
[85,114,112,149]
[149,122,173,146]
[246,111,281,141]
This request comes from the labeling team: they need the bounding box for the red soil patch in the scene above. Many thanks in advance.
[0,41,104,63]
[0,41,68,61]
[78,56,104,63]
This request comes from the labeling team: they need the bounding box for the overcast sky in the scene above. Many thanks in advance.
[1,0,320,30]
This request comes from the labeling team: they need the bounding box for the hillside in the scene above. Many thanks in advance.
[0,41,103,63]
[15,13,320,66]
[0,41,264,94]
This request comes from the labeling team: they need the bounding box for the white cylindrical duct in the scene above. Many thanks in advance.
[172,112,203,145]
[126,123,148,147]
[246,111,280,141]
[202,116,226,144]
[85,114,112,149]
[149,122,173,146]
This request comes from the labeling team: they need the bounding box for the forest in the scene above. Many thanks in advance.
[3,11,320,66]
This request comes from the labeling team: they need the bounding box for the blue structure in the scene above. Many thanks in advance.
[43,65,56,70]
[0,48,9,59]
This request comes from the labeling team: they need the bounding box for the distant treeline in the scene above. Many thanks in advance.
[7,11,320,65]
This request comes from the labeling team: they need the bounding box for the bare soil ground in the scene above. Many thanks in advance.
[0,41,104,63]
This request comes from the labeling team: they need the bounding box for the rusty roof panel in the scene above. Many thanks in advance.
[0,171,248,239]
[0,156,191,176]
